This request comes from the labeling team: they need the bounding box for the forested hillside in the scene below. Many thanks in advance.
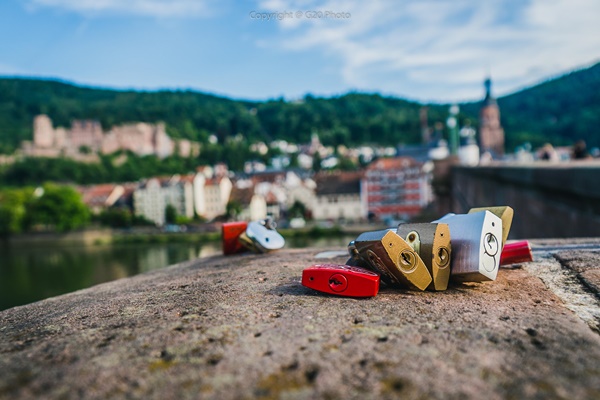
[0,61,598,154]
[0,79,447,154]
[461,61,600,148]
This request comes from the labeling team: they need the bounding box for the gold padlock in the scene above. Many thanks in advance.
[397,223,451,291]
[238,232,259,253]
[353,229,432,291]
[468,206,513,247]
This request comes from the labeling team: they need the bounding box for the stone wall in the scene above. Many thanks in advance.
[452,161,600,238]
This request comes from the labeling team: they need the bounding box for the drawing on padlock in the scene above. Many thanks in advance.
[245,218,285,253]
[468,206,513,247]
[397,223,451,291]
[434,210,503,282]
[353,229,432,291]
[222,221,248,255]
[301,264,380,297]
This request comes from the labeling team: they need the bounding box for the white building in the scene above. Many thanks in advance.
[312,171,366,221]
[164,175,195,219]
[133,175,195,226]
[229,186,267,221]
[134,178,166,225]
[193,167,233,221]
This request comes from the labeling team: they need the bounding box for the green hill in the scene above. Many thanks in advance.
[0,79,447,154]
[461,61,600,149]
[499,62,600,148]
[0,61,599,155]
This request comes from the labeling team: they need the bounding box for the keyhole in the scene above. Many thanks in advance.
[329,278,342,287]
[328,273,348,292]
[483,233,499,256]
[401,252,411,265]
[398,250,416,273]
[437,247,450,268]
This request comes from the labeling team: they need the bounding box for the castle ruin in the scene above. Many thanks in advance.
[22,115,200,161]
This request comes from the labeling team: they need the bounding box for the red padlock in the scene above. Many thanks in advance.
[222,221,248,255]
[302,264,380,298]
[500,240,533,265]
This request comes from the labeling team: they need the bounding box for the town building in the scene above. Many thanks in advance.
[193,166,233,221]
[133,178,166,226]
[78,184,125,215]
[479,77,505,158]
[363,157,433,220]
[133,175,195,226]
[312,171,366,221]
[228,186,267,221]
[236,169,317,220]
[162,175,195,220]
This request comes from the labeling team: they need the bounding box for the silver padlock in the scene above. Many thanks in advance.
[244,218,285,253]
[433,211,502,282]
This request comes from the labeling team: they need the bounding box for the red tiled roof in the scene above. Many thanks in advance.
[314,171,364,196]
[250,171,286,184]
[229,186,254,206]
[265,191,278,204]
[367,157,421,170]
[79,184,117,207]
[180,174,196,184]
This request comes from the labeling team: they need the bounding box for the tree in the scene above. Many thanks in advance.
[0,188,30,236]
[226,200,242,219]
[312,152,322,172]
[288,201,307,219]
[26,184,90,232]
[337,156,357,171]
[165,204,177,225]
[99,208,132,228]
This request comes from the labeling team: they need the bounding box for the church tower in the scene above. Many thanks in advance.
[479,77,505,157]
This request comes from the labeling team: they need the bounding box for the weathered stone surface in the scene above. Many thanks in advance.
[555,250,600,297]
[1,247,600,399]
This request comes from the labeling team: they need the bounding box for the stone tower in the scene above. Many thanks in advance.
[33,115,55,148]
[479,77,505,157]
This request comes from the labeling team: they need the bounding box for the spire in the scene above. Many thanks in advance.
[483,76,496,106]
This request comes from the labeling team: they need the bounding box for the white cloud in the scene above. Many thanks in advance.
[25,0,216,18]
[257,0,600,101]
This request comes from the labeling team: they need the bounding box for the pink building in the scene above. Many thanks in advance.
[363,157,432,220]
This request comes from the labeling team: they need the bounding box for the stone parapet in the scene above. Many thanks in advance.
[1,240,600,399]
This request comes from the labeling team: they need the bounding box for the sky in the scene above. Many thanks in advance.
[0,0,599,102]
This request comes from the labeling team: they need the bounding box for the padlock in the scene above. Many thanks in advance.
[434,211,503,282]
[238,231,261,253]
[500,240,533,265]
[302,264,380,297]
[397,223,451,291]
[245,218,285,253]
[222,221,248,255]
[468,206,513,247]
[353,229,432,291]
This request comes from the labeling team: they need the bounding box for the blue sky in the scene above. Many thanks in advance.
[0,0,598,102]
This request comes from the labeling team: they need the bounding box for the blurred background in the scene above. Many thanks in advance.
[1,0,599,309]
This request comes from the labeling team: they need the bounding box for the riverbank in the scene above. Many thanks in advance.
[3,224,378,246]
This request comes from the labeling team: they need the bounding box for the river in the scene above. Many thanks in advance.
[0,236,355,311]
